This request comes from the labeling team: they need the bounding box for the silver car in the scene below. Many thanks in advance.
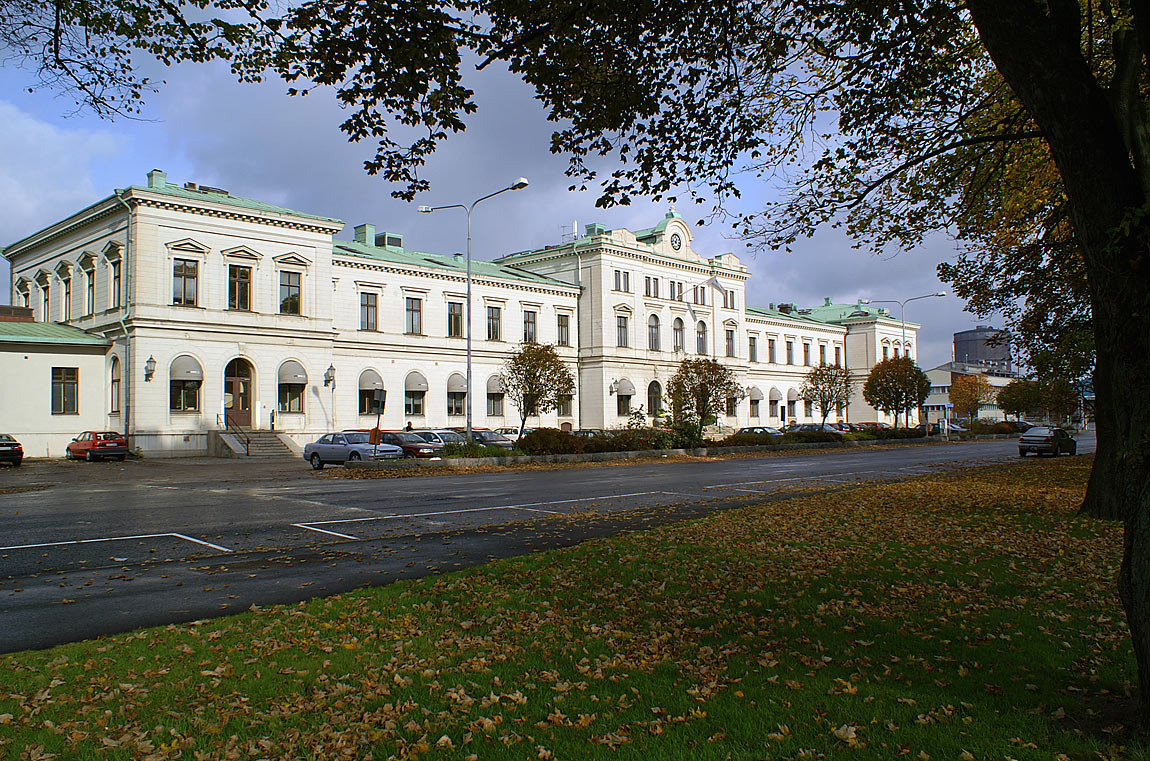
[304,431,404,469]
[412,429,468,447]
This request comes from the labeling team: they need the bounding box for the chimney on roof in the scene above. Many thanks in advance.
[585,223,607,237]
[0,306,34,322]
[353,223,376,244]
[779,303,792,314]
[824,297,833,306]
[147,169,167,188]
[375,232,404,248]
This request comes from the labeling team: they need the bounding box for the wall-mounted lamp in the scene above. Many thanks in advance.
[608,380,619,395]
[144,355,156,382]
[323,364,336,388]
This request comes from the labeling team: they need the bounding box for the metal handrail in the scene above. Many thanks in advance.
[217,414,251,456]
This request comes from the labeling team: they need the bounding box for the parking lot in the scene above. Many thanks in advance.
[0,434,1095,652]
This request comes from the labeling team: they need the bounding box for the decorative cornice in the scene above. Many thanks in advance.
[134,196,344,235]
[332,256,580,299]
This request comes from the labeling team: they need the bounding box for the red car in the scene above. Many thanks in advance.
[66,431,128,462]
[344,429,442,459]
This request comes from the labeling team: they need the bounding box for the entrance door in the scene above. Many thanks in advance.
[224,358,253,427]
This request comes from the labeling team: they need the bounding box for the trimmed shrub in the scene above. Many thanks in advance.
[443,442,523,458]
[518,428,586,455]
[778,431,842,444]
[713,433,780,447]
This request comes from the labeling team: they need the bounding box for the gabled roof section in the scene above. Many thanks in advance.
[745,304,832,327]
[127,172,342,225]
[334,240,579,290]
[804,300,917,328]
[0,321,110,347]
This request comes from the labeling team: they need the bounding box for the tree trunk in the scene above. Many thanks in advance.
[968,0,1150,725]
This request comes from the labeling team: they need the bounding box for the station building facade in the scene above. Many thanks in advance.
[3,171,920,456]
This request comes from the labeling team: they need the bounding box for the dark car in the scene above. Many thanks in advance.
[1018,426,1077,457]
[304,431,404,469]
[469,429,515,450]
[65,431,128,461]
[376,430,443,458]
[735,426,782,437]
[0,434,23,466]
[573,429,605,438]
[790,423,841,433]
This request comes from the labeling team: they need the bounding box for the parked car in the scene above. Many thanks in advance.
[789,423,841,433]
[304,431,404,469]
[573,429,605,438]
[912,422,942,435]
[854,422,894,431]
[735,426,782,437]
[469,429,515,450]
[412,429,468,447]
[0,434,23,466]
[494,426,533,440]
[943,421,967,433]
[373,430,443,458]
[1018,426,1078,457]
[65,431,128,462]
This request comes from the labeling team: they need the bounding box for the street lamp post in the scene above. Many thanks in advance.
[418,178,529,442]
[864,291,946,428]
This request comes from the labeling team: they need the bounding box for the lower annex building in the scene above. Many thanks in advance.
[3,171,921,457]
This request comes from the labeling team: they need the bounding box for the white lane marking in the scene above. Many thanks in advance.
[0,532,231,553]
[705,471,875,490]
[292,523,361,540]
[297,490,663,529]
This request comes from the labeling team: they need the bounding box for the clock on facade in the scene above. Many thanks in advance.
[670,233,682,251]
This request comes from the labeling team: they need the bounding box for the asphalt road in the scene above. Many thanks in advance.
[0,435,1095,654]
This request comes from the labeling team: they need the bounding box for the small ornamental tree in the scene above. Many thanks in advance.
[861,357,931,428]
[949,374,997,423]
[666,358,742,447]
[498,343,575,441]
[996,379,1042,421]
[1041,379,1081,426]
[799,363,855,427]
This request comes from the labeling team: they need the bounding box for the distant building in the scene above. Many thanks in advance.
[953,325,1012,372]
[923,361,1019,424]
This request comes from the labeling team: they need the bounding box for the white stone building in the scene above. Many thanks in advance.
[3,171,922,456]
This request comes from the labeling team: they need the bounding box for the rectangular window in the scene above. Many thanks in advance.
[62,278,72,320]
[803,343,811,366]
[883,345,890,360]
[644,276,659,298]
[109,371,120,413]
[487,306,502,341]
[613,269,631,292]
[360,292,378,330]
[173,259,198,306]
[769,399,779,418]
[279,270,301,314]
[405,297,422,334]
[523,310,537,343]
[557,314,570,346]
[487,393,504,416]
[448,391,466,416]
[617,394,632,416]
[750,399,760,417]
[42,285,50,320]
[894,347,900,358]
[726,397,737,417]
[84,270,94,316]
[557,395,572,417]
[616,315,629,347]
[278,384,305,413]
[768,338,777,364]
[804,400,814,417]
[786,341,794,364]
[447,301,464,338]
[722,289,735,309]
[229,265,252,311]
[834,346,841,365]
[749,336,758,362]
[693,286,707,306]
[170,380,201,412]
[51,367,78,415]
[405,391,425,416]
[110,260,121,308]
[725,329,736,357]
[819,344,827,364]
[360,388,383,415]
[788,400,796,419]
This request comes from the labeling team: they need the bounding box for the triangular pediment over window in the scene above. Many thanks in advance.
[274,253,311,268]
[221,245,263,261]
[165,238,210,257]
[102,241,124,261]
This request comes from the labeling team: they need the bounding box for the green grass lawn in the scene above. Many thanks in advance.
[2,456,1142,760]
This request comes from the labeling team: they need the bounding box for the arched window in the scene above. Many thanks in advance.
[673,318,685,352]
[647,381,662,415]
[278,360,308,413]
[359,369,384,415]
[172,355,205,414]
[109,356,121,414]
[648,314,660,351]
[696,321,708,355]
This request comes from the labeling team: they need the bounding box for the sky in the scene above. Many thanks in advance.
[0,57,993,370]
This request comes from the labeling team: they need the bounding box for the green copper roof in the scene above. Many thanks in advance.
[334,241,580,289]
[127,180,343,224]
[0,321,110,346]
[803,301,916,327]
[633,209,683,240]
[745,304,830,326]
